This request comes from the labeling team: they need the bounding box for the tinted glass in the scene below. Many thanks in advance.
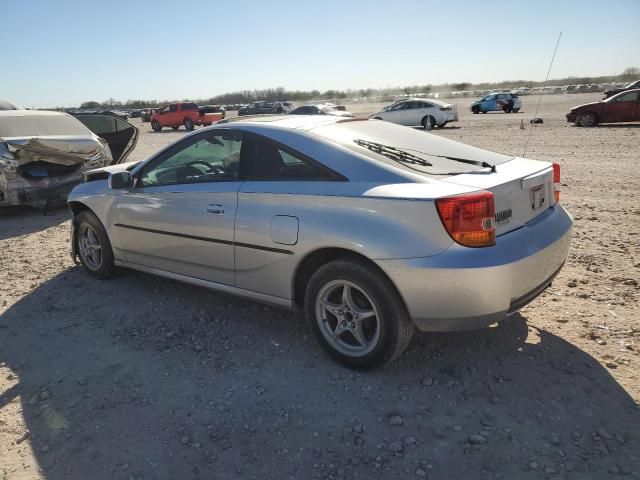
[182,103,197,110]
[169,105,178,112]
[615,92,639,102]
[243,136,334,180]
[139,131,243,186]
[390,102,408,111]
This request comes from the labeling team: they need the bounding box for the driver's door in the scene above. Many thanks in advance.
[113,129,244,285]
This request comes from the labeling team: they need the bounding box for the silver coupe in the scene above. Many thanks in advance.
[68,116,572,368]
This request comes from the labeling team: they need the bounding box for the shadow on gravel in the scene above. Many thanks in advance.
[1,267,639,479]
[0,206,70,241]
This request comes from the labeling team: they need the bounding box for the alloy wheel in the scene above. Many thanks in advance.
[315,280,381,357]
[78,224,102,271]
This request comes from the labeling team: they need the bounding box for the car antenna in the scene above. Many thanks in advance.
[523,31,562,157]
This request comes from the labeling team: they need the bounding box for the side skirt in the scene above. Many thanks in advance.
[114,260,293,309]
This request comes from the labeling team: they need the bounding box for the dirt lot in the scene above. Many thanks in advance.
[1,93,639,479]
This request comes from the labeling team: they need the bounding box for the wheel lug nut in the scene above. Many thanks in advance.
[351,322,355,328]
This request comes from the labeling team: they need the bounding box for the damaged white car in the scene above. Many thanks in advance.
[0,110,137,208]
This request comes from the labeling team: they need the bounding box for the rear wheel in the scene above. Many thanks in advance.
[576,112,598,127]
[304,259,414,368]
[151,120,161,132]
[422,115,436,130]
[184,118,194,131]
[172,126,179,131]
[75,211,116,280]
[503,105,513,113]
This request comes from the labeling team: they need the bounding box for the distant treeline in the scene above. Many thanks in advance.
[77,68,639,110]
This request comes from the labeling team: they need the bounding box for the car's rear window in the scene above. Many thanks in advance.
[312,120,513,176]
[0,113,93,137]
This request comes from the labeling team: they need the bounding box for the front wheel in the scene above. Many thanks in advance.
[172,126,179,131]
[513,108,520,113]
[471,106,480,114]
[75,211,116,280]
[184,118,194,131]
[576,112,598,127]
[304,259,414,368]
[151,120,161,132]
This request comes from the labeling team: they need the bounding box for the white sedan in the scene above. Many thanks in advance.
[369,98,458,129]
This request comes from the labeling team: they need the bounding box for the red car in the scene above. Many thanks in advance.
[150,102,223,131]
[567,89,640,127]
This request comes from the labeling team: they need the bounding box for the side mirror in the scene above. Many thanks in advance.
[109,171,132,189]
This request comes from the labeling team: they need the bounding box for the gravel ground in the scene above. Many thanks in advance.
[1,93,639,479]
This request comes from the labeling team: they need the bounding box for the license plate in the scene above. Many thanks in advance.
[530,185,545,210]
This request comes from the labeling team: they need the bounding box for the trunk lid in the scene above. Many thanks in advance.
[441,157,555,236]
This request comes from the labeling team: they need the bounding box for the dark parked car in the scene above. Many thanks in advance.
[566,89,640,127]
[198,104,226,119]
[238,101,294,116]
[289,104,354,117]
[603,80,640,99]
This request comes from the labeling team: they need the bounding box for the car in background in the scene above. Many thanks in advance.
[68,116,571,367]
[140,109,156,122]
[470,93,521,114]
[238,101,295,116]
[368,98,458,128]
[150,102,224,131]
[1,110,137,207]
[199,104,226,119]
[567,89,640,127]
[603,80,640,99]
[289,104,354,117]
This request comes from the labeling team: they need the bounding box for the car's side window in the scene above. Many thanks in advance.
[169,104,177,112]
[421,102,433,109]
[241,134,337,181]
[615,92,639,103]
[391,102,408,111]
[138,131,243,187]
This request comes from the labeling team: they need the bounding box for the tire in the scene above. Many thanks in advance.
[151,120,161,132]
[172,126,179,131]
[481,111,487,114]
[503,105,513,113]
[421,115,436,130]
[184,118,194,131]
[304,259,414,368]
[373,117,383,120]
[576,112,598,127]
[75,210,116,280]
[513,108,520,113]
[471,106,480,114]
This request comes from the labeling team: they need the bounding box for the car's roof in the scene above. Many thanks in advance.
[0,109,69,118]
[393,97,449,105]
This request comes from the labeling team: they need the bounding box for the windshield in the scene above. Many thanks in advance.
[0,113,93,137]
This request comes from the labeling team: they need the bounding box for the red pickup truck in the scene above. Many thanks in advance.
[150,102,223,131]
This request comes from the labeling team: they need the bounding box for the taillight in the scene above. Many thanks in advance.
[435,192,496,248]
[440,107,452,111]
[553,162,561,203]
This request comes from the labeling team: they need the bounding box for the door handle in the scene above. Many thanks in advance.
[206,204,225,215]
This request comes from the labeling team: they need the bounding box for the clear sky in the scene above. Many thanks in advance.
[3,0,639,107]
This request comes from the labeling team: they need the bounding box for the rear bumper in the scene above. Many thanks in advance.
[377,205,573,332]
